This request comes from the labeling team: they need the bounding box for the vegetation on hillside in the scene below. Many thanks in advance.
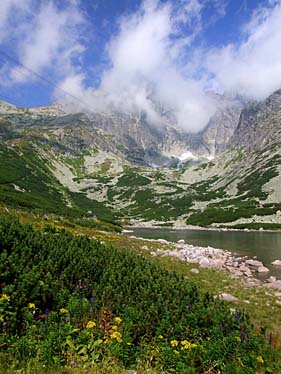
[0,217,280,373]
[0,142,121,229]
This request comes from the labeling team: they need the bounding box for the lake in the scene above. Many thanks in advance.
[126,228,281,278]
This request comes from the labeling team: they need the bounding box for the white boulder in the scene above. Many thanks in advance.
[272,260,281,266]
[190,268,200,274]
[218,293,238,302]
[199,258,210,268]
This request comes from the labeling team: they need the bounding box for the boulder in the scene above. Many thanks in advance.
[267,276,277,283]
[265,281,281,290]
[177,239,185,244]
[257,266,270,273]
[244,270,253,277]
[199,258,210,268]
[210,259,224,269]
[232,270,244,277]
[188,259,199,264]
[239,265,250,273]
[245,259,263,267]
[272,260,281,266]
[218,293,238,302]
[190,268,200,274]
[157,239,169,244]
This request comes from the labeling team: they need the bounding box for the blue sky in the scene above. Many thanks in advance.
[0,0,281,131]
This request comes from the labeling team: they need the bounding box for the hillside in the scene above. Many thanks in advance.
[1,216,281,373]
[0,89,281,228]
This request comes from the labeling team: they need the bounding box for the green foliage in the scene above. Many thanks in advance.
[237,157,280,199]
[0,142,121,224]
[117,172,151,187]
[229,222,281,230]
[64,155,85,176]
[224,147,246,169]
[69,191,120,223]
[187,198,281,226]
[69,217,122,233]
[189,176,226,201]
[0,217,279,372]
[0,143,78,216]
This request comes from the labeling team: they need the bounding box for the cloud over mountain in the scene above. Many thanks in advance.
[1,0,281,132]
[59,0,217,132]
[206,2,281,100]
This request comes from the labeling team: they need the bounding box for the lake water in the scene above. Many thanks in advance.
[126,228,281,278]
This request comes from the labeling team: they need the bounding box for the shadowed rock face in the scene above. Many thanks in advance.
[192,96,245,157]
[228,90,281,151]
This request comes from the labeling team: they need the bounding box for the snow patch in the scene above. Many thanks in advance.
[176,151,198,161]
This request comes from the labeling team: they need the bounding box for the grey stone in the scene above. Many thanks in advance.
[257,266,270,273]
[245,259,263,267]
[190,268,200,274]
[218,293,238,302]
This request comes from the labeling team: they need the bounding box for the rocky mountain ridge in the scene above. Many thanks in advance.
[0,93,245,167]
[0,89,281,228]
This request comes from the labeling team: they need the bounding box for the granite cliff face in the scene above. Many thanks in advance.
[228,89,281,151]
[189,95,245,158]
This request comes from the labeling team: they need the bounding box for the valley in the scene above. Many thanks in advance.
[1,90,281,373]
[1,89,281,230]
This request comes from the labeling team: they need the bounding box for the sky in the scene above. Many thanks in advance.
[0,0,281,132]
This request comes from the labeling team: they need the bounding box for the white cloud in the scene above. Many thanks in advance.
[0,0,85,87]
[0,0,31,41]
[206,2,281,100]
[59,0,216,132]
[9,1,85,84]
[3,0,281,134]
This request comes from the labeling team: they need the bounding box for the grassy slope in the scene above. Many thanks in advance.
[2,206,281,337]
[1,211,281,374]
[66,144,281,228]
[2,129,281,229]
[0,141,120,228]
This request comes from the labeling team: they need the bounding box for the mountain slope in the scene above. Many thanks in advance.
[0,90,281,228]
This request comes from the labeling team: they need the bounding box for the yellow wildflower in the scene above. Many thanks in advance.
[180,340,197,350]
[257,356,264,364]
[0,315,4,322]
[158,335,163,339]
[170,340,178,347]
[173,350,180,355]
[39,281,44,286]
[86,320,96,329]
[110,331,122,342]
[0,294,10,302]
[60,308,69,314]
[28,303,35,309]
[127,342,132,346]
[114,316,122,324]
[111,325,118,331]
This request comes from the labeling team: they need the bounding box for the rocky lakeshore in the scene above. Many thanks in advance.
[126,224,281,233]
[128,235,281,292]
